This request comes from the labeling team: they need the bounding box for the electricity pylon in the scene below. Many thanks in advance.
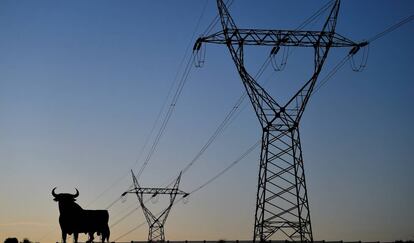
[122,171,188,242]
[194,0,366,241]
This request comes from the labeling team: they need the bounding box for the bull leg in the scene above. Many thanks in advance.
[103,227,110,243]
[62,232,67,243]
[88,232,95,243]
[73,232,78,243]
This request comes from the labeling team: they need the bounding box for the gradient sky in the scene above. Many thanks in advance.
[1,0,414,242]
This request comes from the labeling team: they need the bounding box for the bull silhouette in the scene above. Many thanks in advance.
[52,187,110,243]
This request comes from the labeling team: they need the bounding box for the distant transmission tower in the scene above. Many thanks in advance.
[122,171,188,242]
[194,0,366,241]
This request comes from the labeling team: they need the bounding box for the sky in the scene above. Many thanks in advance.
[0,0,414,242]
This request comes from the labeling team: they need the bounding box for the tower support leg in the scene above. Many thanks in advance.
[148,224,165,242]
[254,126,313,242]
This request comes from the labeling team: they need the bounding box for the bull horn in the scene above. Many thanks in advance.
[52,187,58,197]
[73,188,79,198]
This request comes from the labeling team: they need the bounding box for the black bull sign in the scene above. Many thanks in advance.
[52,188,110,243]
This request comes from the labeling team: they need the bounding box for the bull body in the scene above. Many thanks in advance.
[52,188,110,243]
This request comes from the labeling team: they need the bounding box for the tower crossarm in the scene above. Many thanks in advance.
[195,29,358,49]
[124,187,188,196]
[193,0,364,129]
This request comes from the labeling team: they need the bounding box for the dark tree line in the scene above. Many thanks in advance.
[4,238,33,243]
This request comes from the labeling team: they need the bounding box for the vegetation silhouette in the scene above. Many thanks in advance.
[4,238,18,243]
[52,188,110,243]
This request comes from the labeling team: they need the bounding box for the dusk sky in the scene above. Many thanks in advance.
[1,0,413,242]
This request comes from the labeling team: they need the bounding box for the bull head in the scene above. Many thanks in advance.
[52,187,79,202]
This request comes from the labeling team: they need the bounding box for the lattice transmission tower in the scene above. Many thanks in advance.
[194,0,366,241]
[122,171,188,242]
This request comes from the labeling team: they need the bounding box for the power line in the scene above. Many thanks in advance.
[89,55,194,209]
[312,54,352,95]
[135,53,195,180]
[110,205,139,229]
[181,56,271,175]
[113,220,147,242]
[368,14,414,43]
[313,13,414,94]
[134,0,214,179]
[189,140,260,195]
[109,202,137,225]
[89,1,212,222]
[295,0,334,31]
[149,57,272,190]
[84,0,210,211]
[135,0,212,180]
[202,0,234,36]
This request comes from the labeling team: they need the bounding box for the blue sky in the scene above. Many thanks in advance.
[0,0,413,242]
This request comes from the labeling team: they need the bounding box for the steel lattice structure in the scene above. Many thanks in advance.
[122,171,188,242]
[194,0,365,242]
